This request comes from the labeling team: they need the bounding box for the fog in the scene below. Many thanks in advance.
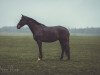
[0,0,100,28]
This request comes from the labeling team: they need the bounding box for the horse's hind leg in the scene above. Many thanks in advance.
[59,41,64,60]
[65,42,70,60]
[59,40,70,60]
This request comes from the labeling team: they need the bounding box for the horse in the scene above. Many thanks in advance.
[17,15,70,61]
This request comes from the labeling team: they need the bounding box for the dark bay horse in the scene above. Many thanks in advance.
[17,15,70,60]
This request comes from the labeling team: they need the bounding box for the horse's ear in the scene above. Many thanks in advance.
[21,14,23,16]
[21,14,24,17]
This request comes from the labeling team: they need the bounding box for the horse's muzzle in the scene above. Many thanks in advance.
[17,25,21,29]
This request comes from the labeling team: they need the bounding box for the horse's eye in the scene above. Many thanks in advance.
[21,20,23,22]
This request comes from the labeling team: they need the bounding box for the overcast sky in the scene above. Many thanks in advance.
[0,0,100,28]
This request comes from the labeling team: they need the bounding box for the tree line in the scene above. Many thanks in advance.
[0,26,100,36]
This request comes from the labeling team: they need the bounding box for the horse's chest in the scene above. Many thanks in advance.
[33,31,42,41]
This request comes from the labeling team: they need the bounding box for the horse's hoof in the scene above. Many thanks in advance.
[38,57,41,61]
[37,57,42,61]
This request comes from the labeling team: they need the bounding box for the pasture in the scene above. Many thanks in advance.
[0,36,100,75]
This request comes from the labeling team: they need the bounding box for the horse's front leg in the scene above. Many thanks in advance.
[36,40,42,61]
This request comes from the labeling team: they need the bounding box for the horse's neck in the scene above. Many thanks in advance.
[27,23,43,35]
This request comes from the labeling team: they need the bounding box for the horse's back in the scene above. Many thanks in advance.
[55,26,70,40]
[41,26,69,42]
[56,26,69,34]
[48,26,69,33]
[48,25,69,36]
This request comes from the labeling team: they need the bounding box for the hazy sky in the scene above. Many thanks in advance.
[0,0,100,28]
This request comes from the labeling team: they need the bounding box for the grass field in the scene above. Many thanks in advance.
[0,36,100,75]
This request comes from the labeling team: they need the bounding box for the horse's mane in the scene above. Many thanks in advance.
[24,16,46,27]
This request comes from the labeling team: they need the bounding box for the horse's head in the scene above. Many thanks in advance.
[17,15,28,29]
